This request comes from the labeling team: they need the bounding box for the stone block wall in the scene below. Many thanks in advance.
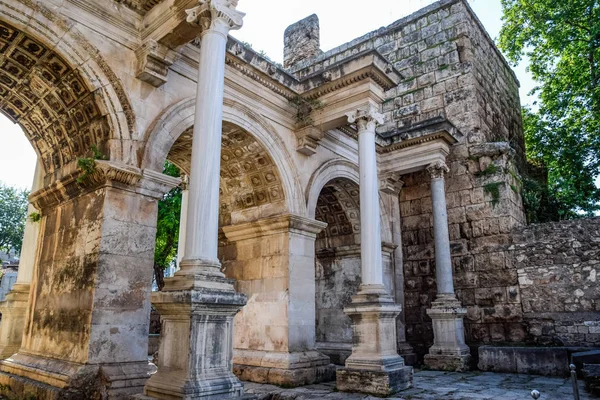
[364,0,526,357]
[511,218,600,347]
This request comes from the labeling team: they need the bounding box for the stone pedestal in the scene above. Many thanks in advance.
[336,291,413,396]
[0,284,29,359]
[424,295,471,371]
[142,275,247,399]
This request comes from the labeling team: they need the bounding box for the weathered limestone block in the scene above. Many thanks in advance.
[0,162,178,399]
[284,14,321,69]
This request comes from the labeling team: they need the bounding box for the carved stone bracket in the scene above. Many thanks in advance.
[379,172,404,195]
[135,40,178,87]
[295,126,325,156]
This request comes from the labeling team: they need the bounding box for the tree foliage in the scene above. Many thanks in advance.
[0,183,29,256]
[499,0,600,217]
[153,162,182,290]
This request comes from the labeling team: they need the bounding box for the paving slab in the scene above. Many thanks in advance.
[244,369,597,399]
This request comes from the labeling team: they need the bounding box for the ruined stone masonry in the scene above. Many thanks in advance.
[0,0,596,398]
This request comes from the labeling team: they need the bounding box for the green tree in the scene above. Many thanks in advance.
[0,183,29,256]
[499,0,600,217]
[153,162,182,290]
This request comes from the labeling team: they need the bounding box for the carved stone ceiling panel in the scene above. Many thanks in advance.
[315,178,361,239]
[0,20,109,173]
[167,122,286,226]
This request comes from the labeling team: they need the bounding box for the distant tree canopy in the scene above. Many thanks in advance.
[499,0,600,220]
[153,162,182,290]
[0,183,29,256]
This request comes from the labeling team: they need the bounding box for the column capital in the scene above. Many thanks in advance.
[346,105,384,133]
[186,0,245,37]
[180,174,189,191]
[426,161,449,180]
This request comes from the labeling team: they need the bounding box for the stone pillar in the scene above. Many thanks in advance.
[423,161,471,371]
[0,162,178,399]
[0,161,43,359]
[222,214,335,387]
[380,180,417,366]
[336,106,413,397]
[142,1,248,399]
[176,176,189,269]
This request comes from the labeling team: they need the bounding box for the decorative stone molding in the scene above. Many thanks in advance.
[379,172,404,195]
[186,0,245,36]
[29,161,179,212]
[295,126,325,156]
[223,213,327,242]
[426,161,449,180]
[347,105,385,133]
[135,40,178,87]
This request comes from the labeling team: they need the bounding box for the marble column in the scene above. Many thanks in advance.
[0,161,43,359]
[175,176,189,270]
[142,1,247,399]
[424,161,471,371]
[336,106,413,397]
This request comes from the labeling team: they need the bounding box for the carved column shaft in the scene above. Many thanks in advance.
[178,0,245,280]
[176,175,189,269]
[427,161,454,295]
[349,107,386,293]
[424,161,471,372]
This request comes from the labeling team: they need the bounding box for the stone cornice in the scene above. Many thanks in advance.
[29,161,179,211]
[378,118,461,153]
[222,214,327,242]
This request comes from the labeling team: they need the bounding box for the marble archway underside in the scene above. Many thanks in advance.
[167,121,286,227]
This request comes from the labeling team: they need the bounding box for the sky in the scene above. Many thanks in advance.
[0,0,538,190]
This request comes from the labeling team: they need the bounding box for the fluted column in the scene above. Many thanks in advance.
[0,160,43,359]
[424,161,470,371]
[143,1,247,398]
[336,106,413,397]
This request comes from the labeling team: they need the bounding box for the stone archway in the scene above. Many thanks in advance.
[308,163,397,365]
[0,4,178,399]
[0,1,137,178]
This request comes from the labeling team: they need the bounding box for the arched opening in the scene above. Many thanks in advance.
[313,178,397,365]
[154,120,293,359]
[0,19,111,175]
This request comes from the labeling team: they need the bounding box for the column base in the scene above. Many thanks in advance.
[336,365,413,396]
[233,350,335,387]
[0,353,151,399]
[424,296,471,372]
[397,342,418,366]
[336,288,413,395]
[0,283,30,359]
[424,353,471,372]
[143,275,247,399]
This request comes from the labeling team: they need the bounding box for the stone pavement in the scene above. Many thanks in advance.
[244,369,597,399]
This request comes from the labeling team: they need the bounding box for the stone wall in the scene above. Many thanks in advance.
[365,0,526,357]
[511,218,600,347]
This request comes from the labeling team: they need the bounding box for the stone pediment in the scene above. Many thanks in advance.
[114,0,163,15]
